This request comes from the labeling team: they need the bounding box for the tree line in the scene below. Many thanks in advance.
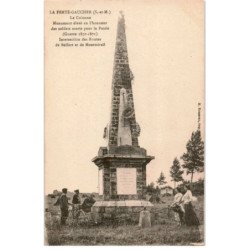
[147,129,204,193]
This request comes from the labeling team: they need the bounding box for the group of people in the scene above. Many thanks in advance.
[54,188,95,225]
[51,185,199,227]
[171,184,200,227]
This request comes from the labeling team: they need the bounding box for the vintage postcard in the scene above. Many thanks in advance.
[45,0,205,245]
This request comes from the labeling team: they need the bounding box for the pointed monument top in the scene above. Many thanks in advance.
[119,10,124,18]
[114,10,128,66]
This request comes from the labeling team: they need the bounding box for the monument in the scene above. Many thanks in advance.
[92,12,154,220]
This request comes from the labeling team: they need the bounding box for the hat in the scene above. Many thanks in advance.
[62,188,67,193]
[74,189,79,193]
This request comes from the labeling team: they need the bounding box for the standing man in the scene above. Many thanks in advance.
[72,189,81,219]
[60,188,69,225]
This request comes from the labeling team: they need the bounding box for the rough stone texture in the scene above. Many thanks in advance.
[108,13,138,147]
[93,154,153,200]
[91,200,154,223]
[109,145,146,156]
[93,200,153,207]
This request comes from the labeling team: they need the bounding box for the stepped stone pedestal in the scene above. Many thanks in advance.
[92,145,154,222]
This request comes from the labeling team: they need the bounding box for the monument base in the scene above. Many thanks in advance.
[91,200,154,223]
[92,145,154,201]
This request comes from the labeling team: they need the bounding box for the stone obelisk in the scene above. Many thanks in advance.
[92,12,154,219]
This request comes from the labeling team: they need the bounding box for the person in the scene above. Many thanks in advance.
[182,184,199,226]
[88,194,96,205]
[72,189,81,204]
[171,187,185,225]
[45,208,52,229]
[81,194,96,213]
[72,189,81,219]
[139,207,151,228]
[59,188,70,225]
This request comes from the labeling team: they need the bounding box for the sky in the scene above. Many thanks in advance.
[45,0,204,194]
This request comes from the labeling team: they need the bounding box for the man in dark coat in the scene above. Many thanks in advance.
[59,188,69,225]
[72,189,81,219]
[72,189,81,204]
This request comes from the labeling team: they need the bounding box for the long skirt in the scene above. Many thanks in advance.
[184,202,199,226]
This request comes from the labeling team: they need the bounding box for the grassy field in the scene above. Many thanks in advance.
[45,196,204,245]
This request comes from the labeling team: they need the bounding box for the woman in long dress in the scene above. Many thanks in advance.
[182,185,199,226]
[171,187,185,225]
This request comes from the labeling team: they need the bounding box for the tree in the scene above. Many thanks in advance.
[146,182,155,194]
[181,130,204,183]
[170,157,184,188]
[156,171,167,188]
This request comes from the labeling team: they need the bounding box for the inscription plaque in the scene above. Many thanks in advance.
[117,168,137,195]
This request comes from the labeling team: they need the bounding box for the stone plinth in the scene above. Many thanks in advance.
[92,145,154,201]
[91,200,153,223]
